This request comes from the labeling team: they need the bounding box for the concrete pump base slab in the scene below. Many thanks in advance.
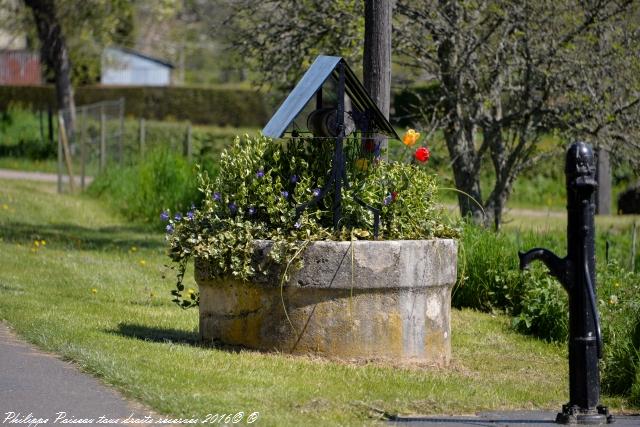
[389,411,639,426]
[196,239,457,365]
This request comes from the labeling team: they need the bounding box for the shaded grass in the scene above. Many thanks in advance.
[0,178,636,425]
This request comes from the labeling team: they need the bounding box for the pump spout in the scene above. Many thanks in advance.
[518,248,569,289]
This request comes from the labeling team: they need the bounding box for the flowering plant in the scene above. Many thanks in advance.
[165,134,457,308]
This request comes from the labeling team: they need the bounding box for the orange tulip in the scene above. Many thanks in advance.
[402,129,420,147]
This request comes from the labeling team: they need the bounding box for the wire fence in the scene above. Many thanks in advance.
[57,99,124,192]
[56,99,195,193]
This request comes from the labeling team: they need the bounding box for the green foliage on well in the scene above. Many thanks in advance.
[0,85,268,126]
[87,148,208,227]
[166,134,459,308]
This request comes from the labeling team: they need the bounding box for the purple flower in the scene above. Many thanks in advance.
[174,212,183,221]
[166,223,174,234]
[294,221,301,229]
[213,192,221,201]
[312,188,321,197]
[281,191,289,199]
[383,194,393,206]
[160,210,169,221]
[290,175,299,184]
[228,202,237,214]
[256,169,264,178]
[247,207,256,216]
[186,210,194,220]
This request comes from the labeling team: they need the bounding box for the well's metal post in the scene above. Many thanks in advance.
[333,62,345,230]
[519,141,613,425]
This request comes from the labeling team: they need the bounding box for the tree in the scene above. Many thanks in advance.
[395,0,640,228]
[23,0,75,133]
[6,0,135,133]
[223,0,364,90]
[222,0,640,228]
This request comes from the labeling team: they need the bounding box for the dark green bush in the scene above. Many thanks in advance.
[0,106,56,160]
[0,85,269,126]
[457,222,640,401]
[87,148,216,226]
[454,223,565,314]
[597,263,640,400]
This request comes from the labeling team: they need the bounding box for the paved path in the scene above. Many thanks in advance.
[0,323,158,426]
[0,168,93,185]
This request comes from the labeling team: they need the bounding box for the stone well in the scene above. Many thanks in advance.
[195,239,457,365]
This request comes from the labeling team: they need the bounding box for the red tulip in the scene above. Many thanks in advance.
[363,140,377,153]
[414,147,430,162]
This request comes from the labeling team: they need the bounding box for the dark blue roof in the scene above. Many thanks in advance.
[262,55,399,140]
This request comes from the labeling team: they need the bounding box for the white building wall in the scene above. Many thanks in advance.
[101,48,171,86]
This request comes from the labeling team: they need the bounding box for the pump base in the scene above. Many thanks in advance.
[556,405,615,425]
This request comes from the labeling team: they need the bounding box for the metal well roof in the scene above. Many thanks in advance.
[262,55,399,140]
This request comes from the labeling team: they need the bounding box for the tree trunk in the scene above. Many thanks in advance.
[443,119,484,222]
[435,1,484,223]
[363,0,392,120]
[24,0,75,135]
[596,148,611,215]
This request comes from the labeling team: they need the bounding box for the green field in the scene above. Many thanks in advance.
[0,178,637,426]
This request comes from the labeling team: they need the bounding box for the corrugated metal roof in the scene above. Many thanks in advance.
[105,47,174,69]
[262,55,399,140]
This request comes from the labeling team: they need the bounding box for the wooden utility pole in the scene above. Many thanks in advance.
[363,0,393,120]
[596,148,612,215]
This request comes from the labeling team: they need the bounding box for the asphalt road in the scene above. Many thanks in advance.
[0,323,157,426]
[0,168,93,185]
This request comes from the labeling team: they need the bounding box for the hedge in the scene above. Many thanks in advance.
[0,85,269,126]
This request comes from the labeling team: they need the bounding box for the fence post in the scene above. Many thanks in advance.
[139,118,146,158]
[118,98,125,165]
[100,104,106,172]
[184,122,193,162]
[632,221,637,273]
[58,112,75,192]
[48,105,54,147]
[57,116,63,194]
[80,106,87,190]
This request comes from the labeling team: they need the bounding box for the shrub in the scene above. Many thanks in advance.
[0,106,55,160]
[0,85,269,126]
[87,148,213,226]
[456,222,640,400]
[598,263,640,400]
[165,134,459,308]
[454,224,565,314]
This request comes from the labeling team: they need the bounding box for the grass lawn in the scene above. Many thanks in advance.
[0,178,635,426]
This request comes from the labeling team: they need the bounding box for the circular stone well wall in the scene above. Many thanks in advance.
[196,239,457,366]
